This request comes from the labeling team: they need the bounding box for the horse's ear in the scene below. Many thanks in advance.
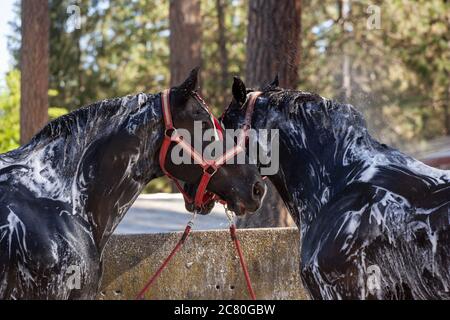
[270,74,279,87]
[262,74,279,91]
[232,76,247,105]
[175,67,199,97]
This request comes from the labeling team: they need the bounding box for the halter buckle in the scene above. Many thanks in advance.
[165,128,177,138]
[204,165,217,176]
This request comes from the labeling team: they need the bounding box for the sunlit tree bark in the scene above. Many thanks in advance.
[169,0,202,87]
[20,0,49,144]
[246,0,302,88]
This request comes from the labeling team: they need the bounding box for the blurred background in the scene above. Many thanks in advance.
[0,0,449,231]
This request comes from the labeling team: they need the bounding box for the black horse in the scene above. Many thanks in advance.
[0,70,265,299]
[222,77,450,300]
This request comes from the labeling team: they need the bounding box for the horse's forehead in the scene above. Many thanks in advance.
[189,94,209,112]
[183,95,211,120]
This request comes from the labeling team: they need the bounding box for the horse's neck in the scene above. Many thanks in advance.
[269,103,388,234]
[1,93,165,250]
[74,101,164,250]
[271,103,450,236]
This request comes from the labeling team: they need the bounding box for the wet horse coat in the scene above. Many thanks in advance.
[0,94,165,299]
[222,83,450,299]
[0,71,265,300]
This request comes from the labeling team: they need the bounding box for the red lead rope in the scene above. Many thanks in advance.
[229,224,256,300]
[135,223,192,300]
[135,215,256,300]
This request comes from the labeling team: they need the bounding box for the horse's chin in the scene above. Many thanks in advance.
[184,200,215,215]
[227,201,248,216]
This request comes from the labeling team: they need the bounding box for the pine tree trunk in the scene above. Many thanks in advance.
[216,0,229,108]
[169,0,202,192]
[245,0,302,88]
[20,0,49,144]
[169,0,202,87]
[238,0,302,229]
[445,83,450,136]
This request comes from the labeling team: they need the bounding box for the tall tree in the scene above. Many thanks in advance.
[168,0,202,192]
[216,0,229,107]
[238,0,302,229]
[246,0,302,88]
[169,0,202,87]
[20,0,49,144]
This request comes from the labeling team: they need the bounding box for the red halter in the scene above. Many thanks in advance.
[159,89,248,210]
[220,91,263,142]
[241,91,263,132]
[135,91,264,301]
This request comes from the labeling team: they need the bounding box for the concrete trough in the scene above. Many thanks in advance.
[99,227,309,300]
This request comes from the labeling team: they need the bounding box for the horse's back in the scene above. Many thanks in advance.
[300,171,450,299]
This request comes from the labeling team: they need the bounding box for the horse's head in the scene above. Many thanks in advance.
[221,75,330,156]
[161,69,266,216]
[220,76,282,172]
[221,75,274,128]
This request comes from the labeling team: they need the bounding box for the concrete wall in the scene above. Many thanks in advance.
[99,227,309,300]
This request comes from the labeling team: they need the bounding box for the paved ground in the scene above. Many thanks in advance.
[115,193,229,234]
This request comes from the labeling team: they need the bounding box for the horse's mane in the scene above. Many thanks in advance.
[34,93,160,145]
[261,86,322,106]
[0,94,156,162]
[257,86,369,133]
[32,97,126,144]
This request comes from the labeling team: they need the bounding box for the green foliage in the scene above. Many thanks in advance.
[48,107,69,120]
[9,0,171,110]
[0,70,69,154]
[300,0,450,147]
[0,69,20,154]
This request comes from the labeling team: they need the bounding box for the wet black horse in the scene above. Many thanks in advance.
[222,77,450,299]
[0,70,264,299]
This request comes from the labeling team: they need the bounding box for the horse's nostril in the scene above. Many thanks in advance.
[253,181,265,199]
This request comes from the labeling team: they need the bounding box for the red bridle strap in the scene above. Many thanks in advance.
[242,91,263,132]
[214,91,263,167]
[159,89,229,209]
[159,90,263,209]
